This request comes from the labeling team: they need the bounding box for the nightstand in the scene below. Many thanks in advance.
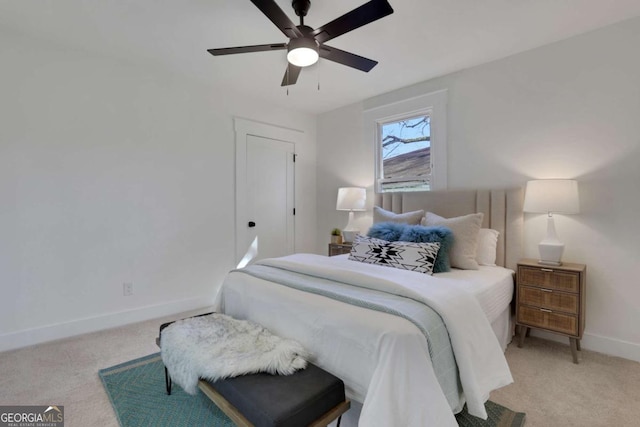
[516,258,586,363]
[328,243,352,256]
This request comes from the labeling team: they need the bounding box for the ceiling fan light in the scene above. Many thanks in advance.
[287,38,319,67]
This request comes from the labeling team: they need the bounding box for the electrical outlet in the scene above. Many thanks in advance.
[123,282,134,296]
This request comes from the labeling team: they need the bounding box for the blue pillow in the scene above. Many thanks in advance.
[399,226,454,273]
[367,221,407,242]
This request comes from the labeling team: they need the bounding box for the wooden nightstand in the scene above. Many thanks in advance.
[328,243,352,256]
[516,258,586,363]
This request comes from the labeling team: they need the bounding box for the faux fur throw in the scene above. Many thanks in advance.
[160,313,309,395]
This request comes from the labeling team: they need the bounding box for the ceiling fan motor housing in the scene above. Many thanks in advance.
[292,0,311,17]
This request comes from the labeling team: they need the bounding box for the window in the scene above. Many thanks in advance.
[379,114,431,192]
[365,89,447,193]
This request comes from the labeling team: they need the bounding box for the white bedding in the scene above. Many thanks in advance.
[333,254,515,325]
[215,254,514,427]
[430,266,513,324]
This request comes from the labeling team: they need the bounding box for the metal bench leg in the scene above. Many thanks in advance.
[165,366,172,395]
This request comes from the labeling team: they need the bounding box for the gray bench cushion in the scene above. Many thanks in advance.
[204,363,346,427]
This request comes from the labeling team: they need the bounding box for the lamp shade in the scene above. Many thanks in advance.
[523,179,580,214]
[336,187,366,211]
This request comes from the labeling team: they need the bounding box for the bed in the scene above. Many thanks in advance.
[214,188,523,427]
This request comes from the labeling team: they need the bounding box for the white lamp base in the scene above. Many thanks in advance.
[538,242,564,266]
[342,230,359,243]
[538,215,564,266]
[342,211,359,243]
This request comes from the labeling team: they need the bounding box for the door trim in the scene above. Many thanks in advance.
[234,118,303,264]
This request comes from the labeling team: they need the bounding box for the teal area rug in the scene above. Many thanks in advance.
[455,401,526,427]
[99,353,233,427]
[100,353,525,427]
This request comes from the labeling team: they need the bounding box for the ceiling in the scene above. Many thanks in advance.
[2,0,640,114]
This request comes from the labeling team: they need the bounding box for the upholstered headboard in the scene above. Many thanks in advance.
[374,188,524,271]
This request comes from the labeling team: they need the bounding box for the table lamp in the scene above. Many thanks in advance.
[336,187,366,243]
[523,179,580,266]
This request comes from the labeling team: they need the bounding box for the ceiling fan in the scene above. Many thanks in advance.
[208,0,394,86]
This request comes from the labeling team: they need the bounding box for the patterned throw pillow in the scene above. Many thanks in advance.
[368,223,454,273]
[349,235,440,275]
[398,225,454,273]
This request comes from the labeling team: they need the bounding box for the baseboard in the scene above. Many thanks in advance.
[0,296,215,353]
[530,329,640,363]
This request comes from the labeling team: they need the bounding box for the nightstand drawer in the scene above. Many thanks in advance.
[518,305,578,336]
[518,285,579,315]
[518,266,580,293]
[328,243,352,256]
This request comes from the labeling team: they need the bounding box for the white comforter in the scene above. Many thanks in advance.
[216,254,513,426]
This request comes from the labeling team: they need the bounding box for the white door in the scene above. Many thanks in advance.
[240,134,295,264]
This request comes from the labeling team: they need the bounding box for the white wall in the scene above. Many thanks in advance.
[317,17,640,361]
[0,31,317,351]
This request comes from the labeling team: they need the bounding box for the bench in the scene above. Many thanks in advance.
[157,314,351,427]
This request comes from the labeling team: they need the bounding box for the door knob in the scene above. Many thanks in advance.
[248,221,256,228]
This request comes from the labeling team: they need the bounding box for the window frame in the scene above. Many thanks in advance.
[364,89,447,193]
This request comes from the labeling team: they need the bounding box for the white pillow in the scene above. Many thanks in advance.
[422,212,484,270]
[476,228,499,266]
[373,206,424,225]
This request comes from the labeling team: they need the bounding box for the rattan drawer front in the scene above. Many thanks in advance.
[519,266,580,293]
[328,243,352,256]
[518,286,579,315]
[518,305,578,336]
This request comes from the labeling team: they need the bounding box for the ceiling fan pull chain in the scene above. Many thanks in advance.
[317,60,320,91]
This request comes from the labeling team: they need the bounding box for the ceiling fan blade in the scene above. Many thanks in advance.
[281,63,302,86]
[250,0,303,39]
[208,43,287,56]
[319,45,378,72]
[311,0,393,44]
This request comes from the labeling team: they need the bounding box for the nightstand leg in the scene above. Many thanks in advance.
[518,327,528,348]
[576,339,581,351]
[570,338,579,364]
